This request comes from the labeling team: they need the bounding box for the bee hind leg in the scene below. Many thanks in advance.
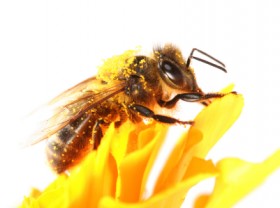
[114,109,128,128]
[92,120,104,149]
[129,104,194,125]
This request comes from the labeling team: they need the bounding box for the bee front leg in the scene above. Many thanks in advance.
[158,91,236,108]
[129,104,194,125]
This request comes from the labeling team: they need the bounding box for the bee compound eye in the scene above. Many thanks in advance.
[160,60,185,87]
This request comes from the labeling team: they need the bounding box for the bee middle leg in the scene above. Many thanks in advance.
[158,91,236,108]
[129,104,194,125]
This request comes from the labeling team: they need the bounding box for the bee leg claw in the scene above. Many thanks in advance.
[129,104,193,125]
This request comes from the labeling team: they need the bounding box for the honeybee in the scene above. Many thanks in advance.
[39,44,234,173]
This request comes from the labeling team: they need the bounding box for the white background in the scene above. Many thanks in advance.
[1,0,280,207]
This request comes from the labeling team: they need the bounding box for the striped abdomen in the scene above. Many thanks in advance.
[46,114,95,173]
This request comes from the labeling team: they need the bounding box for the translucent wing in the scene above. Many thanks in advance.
[32,77,126,144]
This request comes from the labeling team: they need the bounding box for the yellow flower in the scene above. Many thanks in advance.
[20,87,280,208]
[21,54,280,208]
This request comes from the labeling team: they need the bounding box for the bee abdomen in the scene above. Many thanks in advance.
[46,115,94,173]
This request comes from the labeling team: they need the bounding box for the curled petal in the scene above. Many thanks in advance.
[198,149,280,208]
[155,92,244,190]
[99,159,217,208]
[190,93,244,158]
[118,124,163,202]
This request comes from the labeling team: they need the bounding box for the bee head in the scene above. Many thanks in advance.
[154,44,200,92]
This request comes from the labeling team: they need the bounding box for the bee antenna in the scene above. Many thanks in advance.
[186,48,227,73]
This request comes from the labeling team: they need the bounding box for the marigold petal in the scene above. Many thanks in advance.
[140,124,169,199]
[190,93,244,158]
[202,149,280,208]
[130,122,158,151]
[38,186,69,208]
[111,121,156,164]
[20,196,40,208]
[155,93,243,190]
[183,157,218,180]
[110,122,134,167]
[98,160,217,208]
[118,123,168,202]
[20,173,69,208]
[69,124,117,208]
[220,83,235,93]
[153,129,189,194]
[118,134,157,202]
[105,121,155,201]
[194,194,209,208]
